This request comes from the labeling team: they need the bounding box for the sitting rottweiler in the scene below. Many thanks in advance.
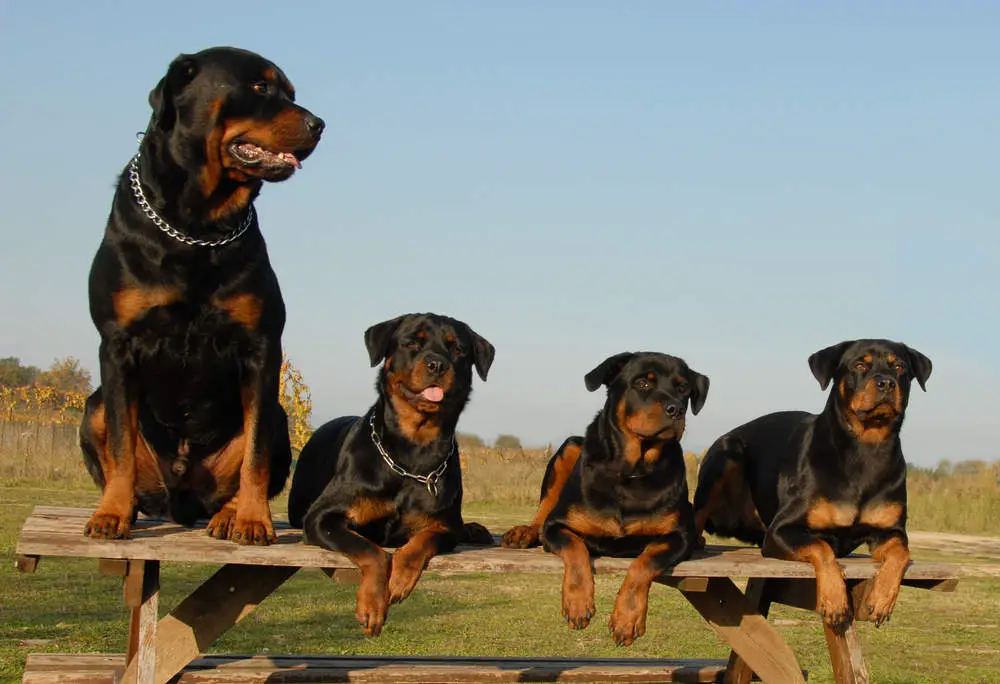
[80,47,324,544]
[502,351,709,646]
[288,313,495,636]
[693,339,932,630]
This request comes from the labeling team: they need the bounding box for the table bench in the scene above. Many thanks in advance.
[15,506,962,684]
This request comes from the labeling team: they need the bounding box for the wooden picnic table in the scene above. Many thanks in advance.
[15,505,962,684]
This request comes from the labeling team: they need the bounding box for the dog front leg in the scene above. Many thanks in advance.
[764,523,850,630]
[304,506,392,636]
[84,341,139,539]
[543,521,596,630]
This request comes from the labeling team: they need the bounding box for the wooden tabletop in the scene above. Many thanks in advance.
[16,506,961,581]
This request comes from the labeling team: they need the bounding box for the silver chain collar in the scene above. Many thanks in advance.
[368,412,451,497]
[127,152,255,248]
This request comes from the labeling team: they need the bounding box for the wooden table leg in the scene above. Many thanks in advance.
[724,577,772,684]
[121,563,298,684]
[680,577,805,684]
[123,560,160,684]
[825,621,869,684]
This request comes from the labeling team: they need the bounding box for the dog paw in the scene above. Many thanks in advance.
[866,576,901,628]
[228,517,277,546]
[205,508,236,540]
[356,581,390,637]
[84,510,132,540]
[461,521,495,546]
[609,591,648,647]
[818,586,852,631]
[501,524,540,549]
[387,554,424,605]
[562,585,595,630]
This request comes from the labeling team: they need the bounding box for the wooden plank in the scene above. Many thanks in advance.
[99,558,129,577]
[724,578,772,684]
[24,653,745,683]
[660,576,710,592]
[124,561,160,684]
[14,506,967,581]
[321,566,362,585]
[681,577,806,684]
[16,554,39,573]
[120,564,298,684]
[824,622,869,684]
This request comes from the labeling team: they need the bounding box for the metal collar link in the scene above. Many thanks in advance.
[368,412,451,497]
[127,152,255,248]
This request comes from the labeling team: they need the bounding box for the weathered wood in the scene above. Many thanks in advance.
[681,577,806,684]
[16,554,39,573]
[660,576,710,592]
[124,560,160,684]
[14,506,964,581]
[99,558,129,577]
[321,566,362,585]
[824,622,869,684]
[766,578,817,612]
[724,578,772,684]
[120,563,298,684]
[24,653,744,683]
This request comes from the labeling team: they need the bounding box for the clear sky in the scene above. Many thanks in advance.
[1,2,997,465]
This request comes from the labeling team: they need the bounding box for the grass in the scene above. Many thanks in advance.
[2,477,1000,683]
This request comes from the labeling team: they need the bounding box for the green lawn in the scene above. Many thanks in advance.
[2,484,999,683]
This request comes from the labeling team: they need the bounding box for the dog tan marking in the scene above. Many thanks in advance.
[860,501,904,529]
[112,286,182,328]
[347,497,397,526]
[214,293,264,330]
[806,498,858,529]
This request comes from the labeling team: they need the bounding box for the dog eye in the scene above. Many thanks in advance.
[854,362,869,371]
[677,382,689,394]
[251,82,272,96]
[634,379,651,391]
[894,362,906,373]
[404,339,420,350]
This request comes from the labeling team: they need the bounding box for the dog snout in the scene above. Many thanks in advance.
[874,375,897,394]
[304,113,325,139]
[423,354,449,377]
[664,403,684,418]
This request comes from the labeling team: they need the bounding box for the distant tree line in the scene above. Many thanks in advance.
[457,432,523,450]
[0,356,93,394]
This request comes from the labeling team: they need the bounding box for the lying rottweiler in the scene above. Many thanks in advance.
[503,351,709,646]
[288,313,495,636]
[693,339,932,630]
[80,47,324,544]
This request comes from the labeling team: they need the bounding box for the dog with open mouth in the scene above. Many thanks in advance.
[79,46,323,544]
[692,339,932,631]
[288,313,496,637]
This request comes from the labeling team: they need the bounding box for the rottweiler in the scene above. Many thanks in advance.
[502,351,709,646]
[288,313,496,637]
[692,339,932,630]
[79,47,324,544]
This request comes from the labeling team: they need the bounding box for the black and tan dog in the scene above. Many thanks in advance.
[693,339,932,630]
[288,313,495,636]
[80,47,324,544]
[502,352,709,646]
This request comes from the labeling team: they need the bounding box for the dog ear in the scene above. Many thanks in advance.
[148,54,199,132]
[466,328,495,381]
[364,315,407,367]
[686,368,710,416]
[584,353,636,392]
[808,341,854,391]
[903,345,933,391]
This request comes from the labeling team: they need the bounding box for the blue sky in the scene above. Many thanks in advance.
[1,2,997,465]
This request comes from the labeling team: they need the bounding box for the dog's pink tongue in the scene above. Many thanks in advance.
[278,152,301,168]
[420,386,444,402]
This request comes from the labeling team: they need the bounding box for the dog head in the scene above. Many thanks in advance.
[365,313,494,443]
[585,351,709,445]
[145,46,324,218]
[808,339,932,445]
